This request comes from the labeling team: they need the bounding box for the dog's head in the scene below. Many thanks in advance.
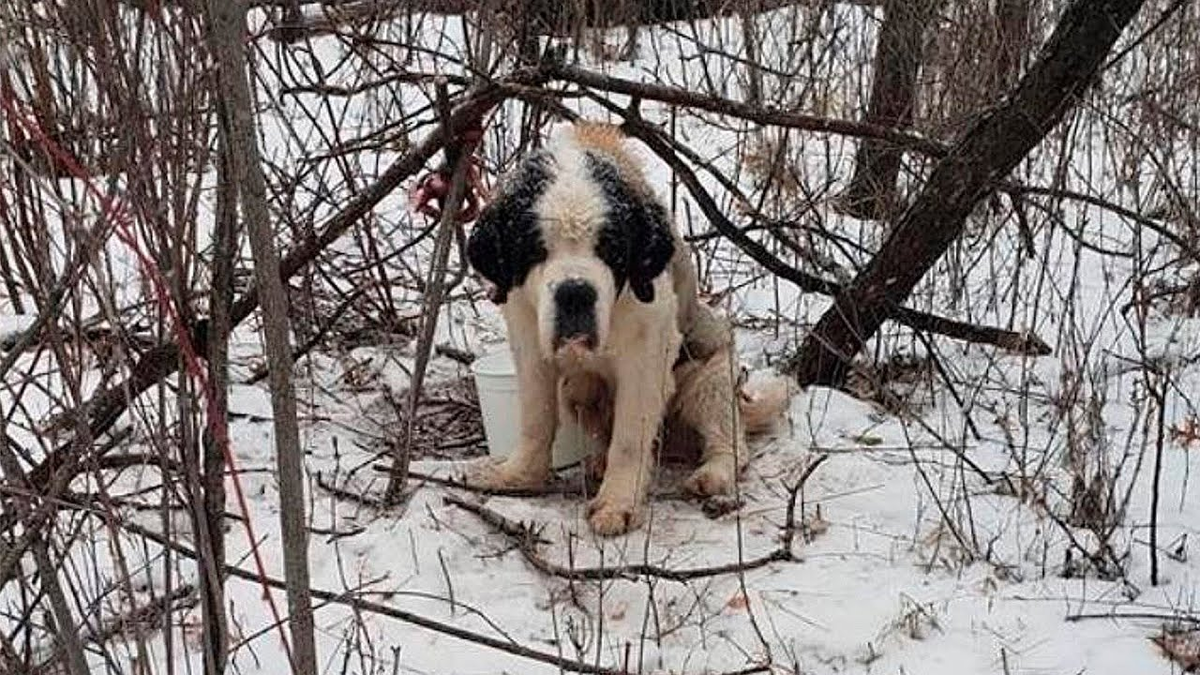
[466,124,675,360]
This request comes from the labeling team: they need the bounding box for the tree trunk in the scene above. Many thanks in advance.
[204,1,318,673]
[788,0,1147,387]
[740,2,763,106]
[996,0,1033,90]
[838,0,941,220]
[0,235,24,315]
[32,538,90,675]
[194,97,237,675]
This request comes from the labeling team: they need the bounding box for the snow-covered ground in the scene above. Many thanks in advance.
[2,3,1199,674]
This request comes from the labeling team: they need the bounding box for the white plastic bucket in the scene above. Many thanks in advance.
[472,346,597,469]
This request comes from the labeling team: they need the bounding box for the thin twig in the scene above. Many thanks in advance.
[382,466,590,497]
[387,78,482,503]
[1066,611,1200,624]
[314,472,390,509]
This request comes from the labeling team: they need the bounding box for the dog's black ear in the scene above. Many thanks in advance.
[466,208,512,303]
[585,152,675,304]
[628,200,675,303]
[465,153,552,304]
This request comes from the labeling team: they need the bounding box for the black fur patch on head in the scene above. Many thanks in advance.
[584,152,674,303]
[466,152,553,304]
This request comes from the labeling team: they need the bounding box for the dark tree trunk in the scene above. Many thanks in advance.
[194,95,237,675]
[206,0,318,672]
[788,0,1147,387]
[0,226,23,315]
[838,0,942,220]
[996,0,1033,89]
[740,2,764,106]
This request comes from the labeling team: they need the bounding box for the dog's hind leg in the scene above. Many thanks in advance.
[673,349,748,497]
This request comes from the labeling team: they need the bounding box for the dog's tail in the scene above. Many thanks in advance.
[738,376,791,435]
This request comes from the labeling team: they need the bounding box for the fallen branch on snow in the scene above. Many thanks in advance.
[444,455,829,582]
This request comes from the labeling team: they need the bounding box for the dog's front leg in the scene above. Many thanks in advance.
[587,332,677,536]
[471,310,558,489]
[472,350,556,489]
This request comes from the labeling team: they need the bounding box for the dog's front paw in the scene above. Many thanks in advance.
[465,456,549,490]
[586,493,644,536]
[683,454,737,497]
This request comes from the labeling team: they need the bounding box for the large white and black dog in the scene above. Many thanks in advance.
[466,122,788,536]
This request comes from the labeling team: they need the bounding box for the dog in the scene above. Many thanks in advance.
[465,122,789,536]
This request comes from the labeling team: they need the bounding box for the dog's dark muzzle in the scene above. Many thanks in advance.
[552,278,598,350]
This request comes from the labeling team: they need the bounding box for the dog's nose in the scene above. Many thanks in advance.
[553,279,598,349]
[554,279,597,314]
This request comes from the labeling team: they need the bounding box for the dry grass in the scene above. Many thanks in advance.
[1154,626,1200,672]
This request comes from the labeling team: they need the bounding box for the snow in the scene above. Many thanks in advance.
[1,3,1199,674]
[0,314,35,342]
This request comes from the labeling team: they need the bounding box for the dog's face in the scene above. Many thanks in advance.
[466,139,674,361]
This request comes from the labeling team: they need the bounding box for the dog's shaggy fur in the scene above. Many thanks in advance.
[466,122,789,535]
